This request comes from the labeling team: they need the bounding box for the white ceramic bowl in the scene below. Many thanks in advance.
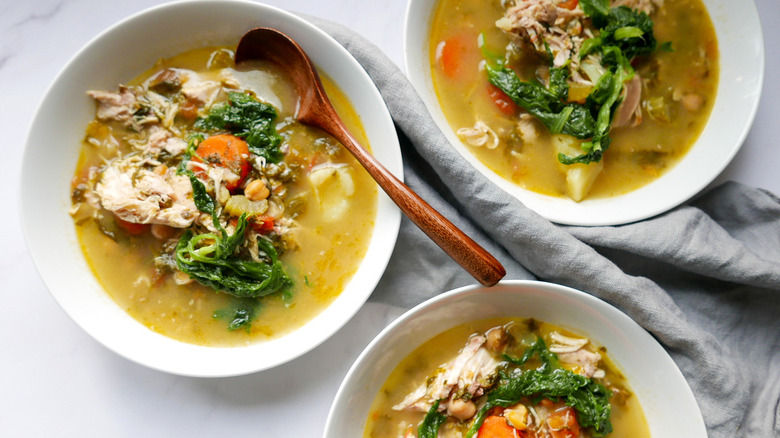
[404,0,764,226]
[20,0,402,377]
[325,280,707,437]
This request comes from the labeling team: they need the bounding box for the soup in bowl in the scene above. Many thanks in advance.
[325,281,707,437]
[21,0,401,376]
[405,0,763,225]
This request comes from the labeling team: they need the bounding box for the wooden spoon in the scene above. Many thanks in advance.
[235,27,505,287]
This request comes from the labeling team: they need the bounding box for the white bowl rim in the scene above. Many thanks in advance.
[403,0,765,226]
[20,0,402,377]
[324,279,707,437]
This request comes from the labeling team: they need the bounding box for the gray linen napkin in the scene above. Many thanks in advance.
[310,18,780,438]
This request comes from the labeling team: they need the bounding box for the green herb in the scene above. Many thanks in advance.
[213,297,262,331]
[598,6,657,59]
[417,400,448,438]
[175,215,292,300]
[173,133,292,327]
[195,92,284,163]
[176,135,217,214]
[466,368,613,437]
[187,174,216,214]
[486,64,596,139]
[503,336,559,372]
[578,0,610,19]
[466,338,613,437]
[659,41,674,52]
[486,1,660,165]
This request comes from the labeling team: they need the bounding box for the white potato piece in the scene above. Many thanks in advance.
[308,163,355,221]
[552,135,603,202]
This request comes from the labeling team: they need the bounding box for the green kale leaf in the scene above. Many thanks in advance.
[213,297,262,331]
[578,0,610,20]
[466,338,613,437]
[485,1,659,166]
[600,6,657,59]
[195,92,284,163]
[486,64,596,140]
[417,400,448,438]
[503,336,560,372]
[175,215,293,300]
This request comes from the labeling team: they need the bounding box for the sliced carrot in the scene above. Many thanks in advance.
[478,415,519,438]
[558,0,579,10]
[191,134,250,191]
[115,217,149,236]
[436,33,475,79]
[487,83,519,115]
[546,406,580,438]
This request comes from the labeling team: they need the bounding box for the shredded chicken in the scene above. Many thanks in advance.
[87,86,138,124]
[612,73,643,128]
[139,125,188,156]
[550,332,605,378]
[457,121,499,149]
[496,0,586,67]
[393,335,500,413]
[95,156,197,228]
[181,78,221,109]
[612,0,664,15]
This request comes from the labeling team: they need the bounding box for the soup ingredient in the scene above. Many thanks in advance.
[488,0,660,165]
[195,91,283,162]
[190,134,251,191]
[375,320,636,438]
[95,155,198,228]
[418,400,448,438]
[476,414,518,438]
[175,213,291,299]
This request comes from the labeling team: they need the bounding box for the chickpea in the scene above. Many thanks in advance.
[682,93,704,112]
[447,398,476,421]
[245,179,270,201]
[485,327,508,352]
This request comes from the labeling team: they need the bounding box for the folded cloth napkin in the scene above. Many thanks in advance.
[310,18,780,438]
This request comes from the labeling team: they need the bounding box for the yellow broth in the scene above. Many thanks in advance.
[73,46,377,346]
[429,0,718,200]
[364,318,650,438]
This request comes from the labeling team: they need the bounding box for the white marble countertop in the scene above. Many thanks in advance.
[2,0,778,436]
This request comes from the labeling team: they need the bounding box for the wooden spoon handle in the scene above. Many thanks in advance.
[326,119,506,287]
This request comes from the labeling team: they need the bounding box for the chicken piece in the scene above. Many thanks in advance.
[457,121,499,149]
[139,125,188,156]
[612,0,664,15]
[95,157,197,228]
[147,68,183,94]
[496,0,586,68]
[87,86,138,124]
[517,113,540,144]
[612,73,643,128]
[181,77,221,108]
[558,348,604,378]
[393,335,500,413]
